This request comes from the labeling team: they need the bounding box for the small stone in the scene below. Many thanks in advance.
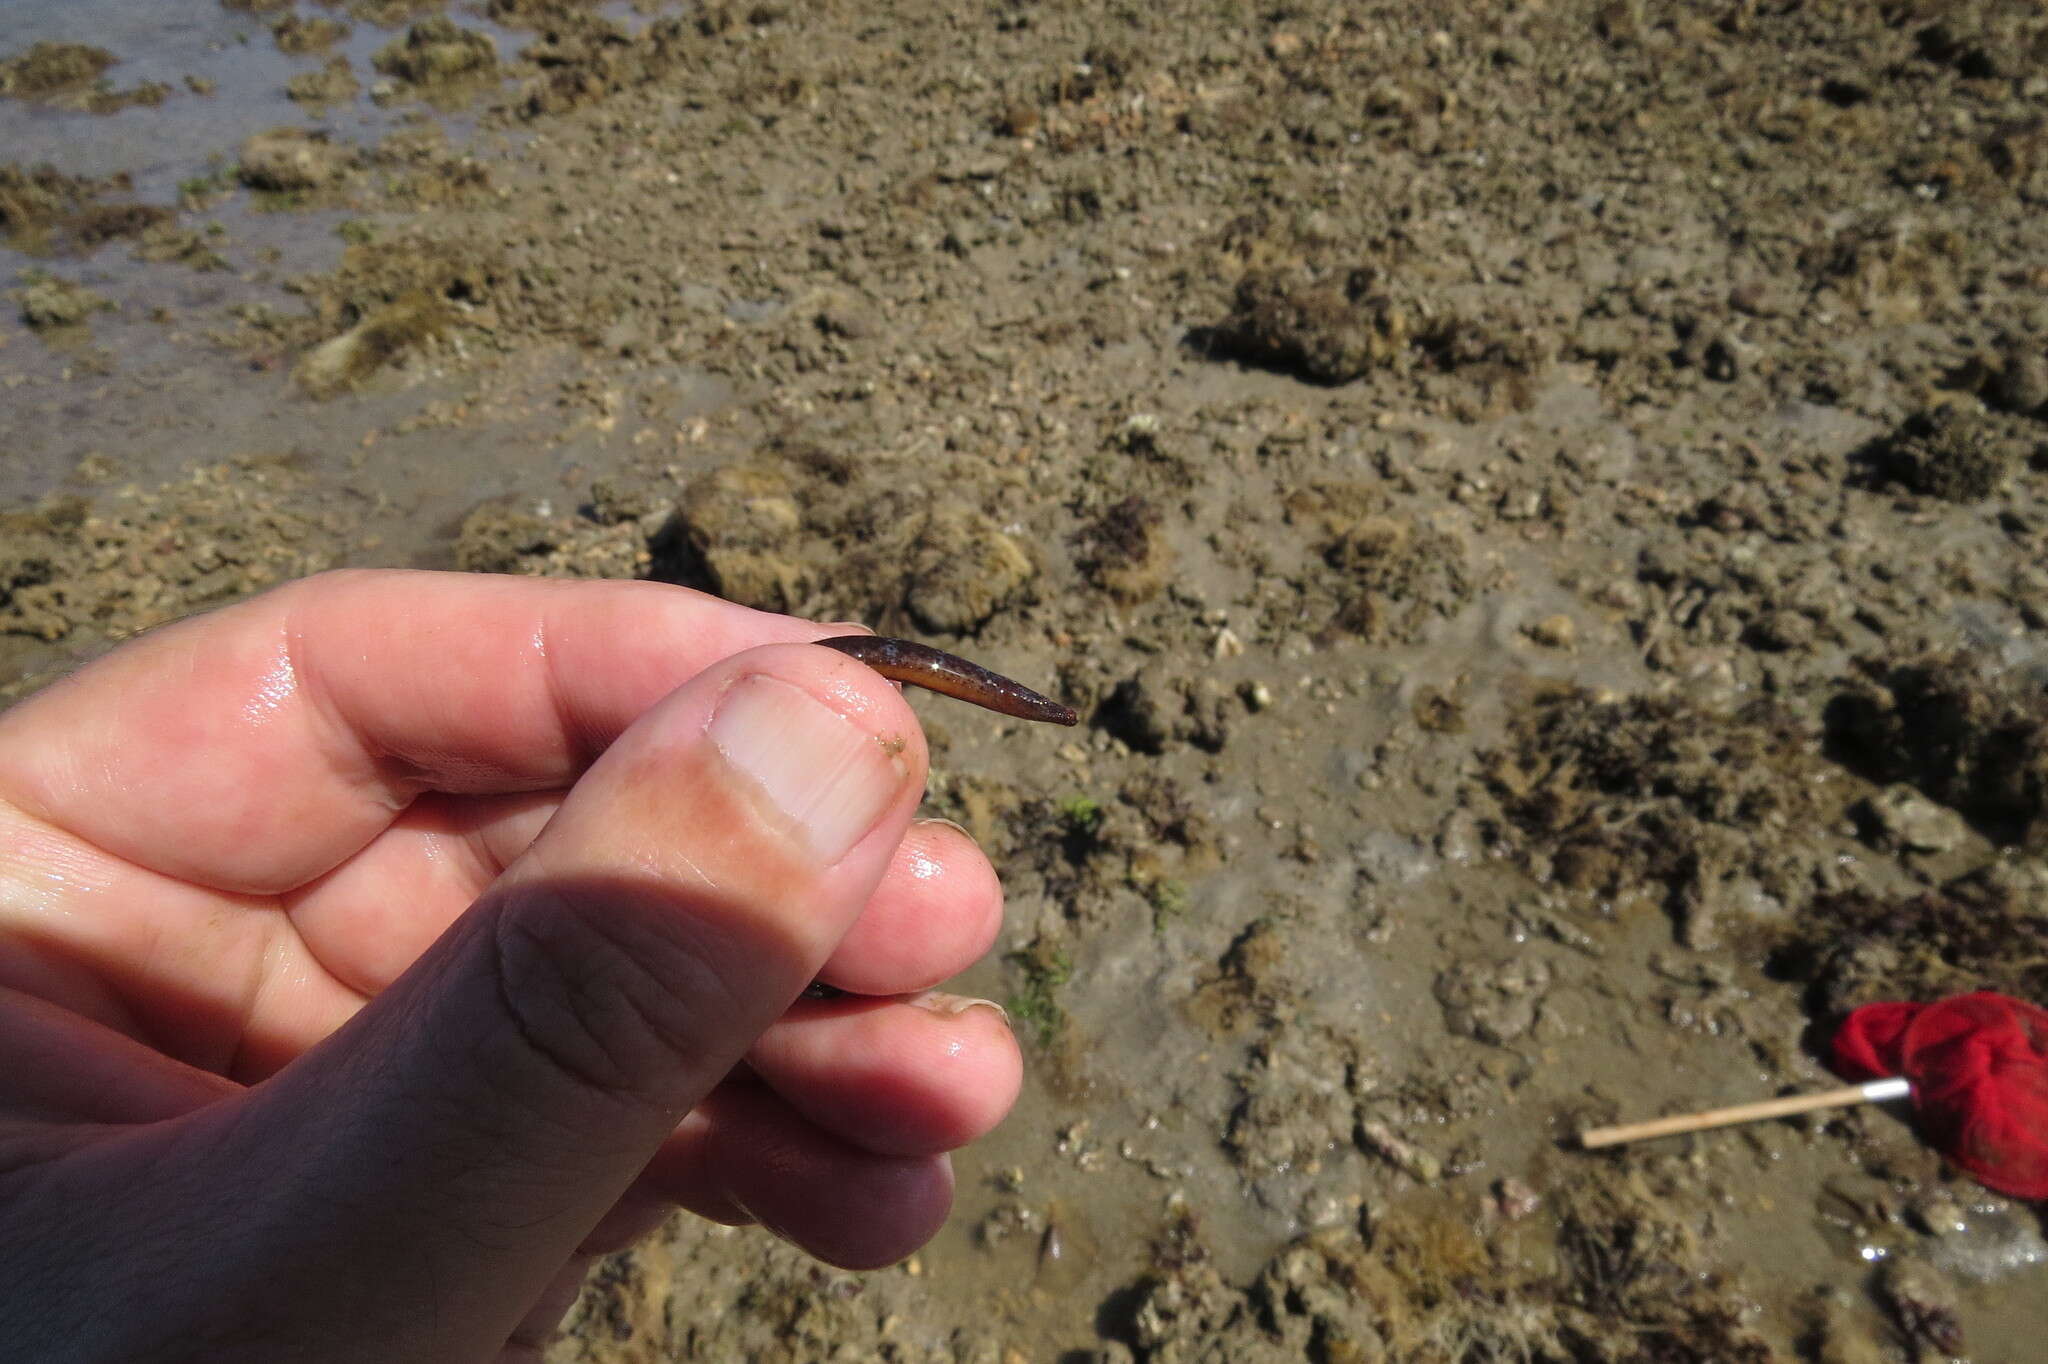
[1878,1258,1964,1356]
[1745,608,1815,653]
[1434,955,1553,1044]
[1907,1190,1970,1238]
[1492,1176,1541,1221]
[1808,1285,1892,1364]
[1856,784,1970,854]
[1357,1120,1441,1183]
[1525,613,1576,649]
[1497,487,1543,520]
[1103,662,1180,754]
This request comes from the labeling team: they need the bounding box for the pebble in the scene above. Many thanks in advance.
[1524,613,1576,649]
[1857,784,1970,855]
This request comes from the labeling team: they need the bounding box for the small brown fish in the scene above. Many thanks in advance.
[815,636,1077,726]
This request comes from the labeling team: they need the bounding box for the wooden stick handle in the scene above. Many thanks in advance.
[1578,1077,1910,1150]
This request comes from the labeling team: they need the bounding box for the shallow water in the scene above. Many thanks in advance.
[2,0,373,190]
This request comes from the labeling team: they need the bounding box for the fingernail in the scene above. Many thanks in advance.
[909,991,1010,1024]
[915,817,974,840]
[709,675,909,864]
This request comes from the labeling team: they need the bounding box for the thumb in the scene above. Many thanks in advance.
[226,644,926,1358]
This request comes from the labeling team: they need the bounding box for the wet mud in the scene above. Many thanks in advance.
[6,0,2048,1359]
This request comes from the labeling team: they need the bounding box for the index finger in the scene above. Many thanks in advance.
[0,570,845,894]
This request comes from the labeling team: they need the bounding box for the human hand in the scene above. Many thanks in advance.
[0,570,1021,1362]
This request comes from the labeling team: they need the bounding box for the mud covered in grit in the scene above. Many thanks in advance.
[6,0,2048,1359]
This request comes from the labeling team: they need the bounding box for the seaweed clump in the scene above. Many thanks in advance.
[0,42,166,113]
[1320,514,1473,645]
[1826,651,2048,848]
[1772,862,2048,1016]
[1862,406,2022,502]
[372,18,498,86]
[1484,685,1838,948]
[1075,495,1170,604]
[0,42,116,97]
[0,164,167,255]
[1112,1173,1773,1363]
[1207,264,1433,385]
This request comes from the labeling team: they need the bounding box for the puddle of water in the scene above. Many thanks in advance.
[0,0,659,508]
[1,0,654,194]
[3,0,394,196]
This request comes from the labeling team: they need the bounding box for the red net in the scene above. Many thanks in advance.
[1832,992,2048,1201]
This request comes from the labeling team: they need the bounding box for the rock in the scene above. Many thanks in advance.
[1225,1030,1359,1176]
[1826,654,2048,849]
[1322,514,1472,644]
[1877,1258,1964,1356]
[1434,955,1553,1044]
[18,276,111,328]
[671,466,812,613]
[373,18,497,85]
[66,201,173,248]
[1745,607,1815,653]
[453,496,555,573]
[1,456,349,643]
[1129,1259,1237,1356]
[1068,1345,1135,1364]
[1807,1286,1893,1364]
[294,293,450,397]
[1491,1176,1542,1222]
[287,57,360,107]
[272,15,350,55]
[1357,1119,1441,1183]
[1435,808,1485,863]
[453,494,648,579]
[1525,613,1576,649]
[132,223,227,271]
[1100,658,1231,754]
[1211,265,1425,385]
[238,127,355,192]
[0,164,109,240]
[1189,918,1294,1036]
[1905,1190,1970,1238]
[0,41,115,97]
[586,475,668,526]
[1921,1197,2048,1282]
[1855,784,1970,854]
[903,503,1033,634]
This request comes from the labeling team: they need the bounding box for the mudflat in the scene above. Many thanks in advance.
[4,2,2047,1360]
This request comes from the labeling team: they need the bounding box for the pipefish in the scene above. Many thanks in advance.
[814,636,1077,727]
